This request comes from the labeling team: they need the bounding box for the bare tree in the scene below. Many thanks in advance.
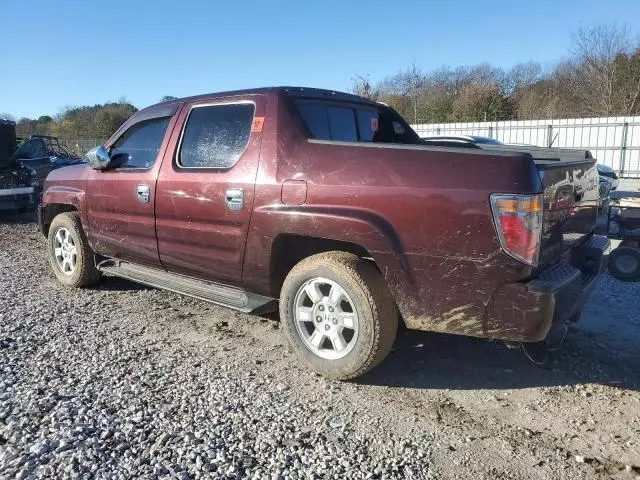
[350,75,378,100]
[569,23,636,116]
[504,62,543,94]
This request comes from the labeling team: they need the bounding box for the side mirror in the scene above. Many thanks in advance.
[84,146,112,170]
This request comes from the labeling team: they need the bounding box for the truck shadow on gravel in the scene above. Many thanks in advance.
[96,274,639,393]
[96,276,154,292]
[358,327,639,391]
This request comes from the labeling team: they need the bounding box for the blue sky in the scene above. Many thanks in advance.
[1,0,638,119]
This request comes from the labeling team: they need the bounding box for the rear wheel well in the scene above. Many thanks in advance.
[42,204,78,236]
[269,234,376,297]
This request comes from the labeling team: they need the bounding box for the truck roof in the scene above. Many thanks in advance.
[147,86,378,112]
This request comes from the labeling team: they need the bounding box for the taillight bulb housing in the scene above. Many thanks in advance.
[490,194,543,266]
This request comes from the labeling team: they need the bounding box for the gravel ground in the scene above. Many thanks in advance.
[1,212,639,479]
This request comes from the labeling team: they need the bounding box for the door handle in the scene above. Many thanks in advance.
[136,184,150,204]
[225,188,243,210]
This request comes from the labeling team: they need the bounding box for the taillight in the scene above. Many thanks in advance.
[490,194,543,266]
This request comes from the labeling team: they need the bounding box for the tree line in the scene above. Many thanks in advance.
[352,24,640,124]
[2,101,137,141]
[1,96,178,142]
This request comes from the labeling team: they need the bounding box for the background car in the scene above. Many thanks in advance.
[0,119,36,211]
[420,135,504,148]
[13,135,84,188]
[596,163,619,190]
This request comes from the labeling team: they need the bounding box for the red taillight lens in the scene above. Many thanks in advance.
[490,194,543,266]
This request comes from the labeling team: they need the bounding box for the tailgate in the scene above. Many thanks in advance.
[535,152,599,265]
[488,144,599,265]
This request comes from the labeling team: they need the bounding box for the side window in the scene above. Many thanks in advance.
[178,103,255,169]
[297,103,330,140]
[327,106,357,142]
[295,100,422,145]
[356,109,379,142]
[297,102,357,142]
[110,117,170,169]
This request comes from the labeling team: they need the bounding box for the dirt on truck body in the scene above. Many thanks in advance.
[38,87,608,379]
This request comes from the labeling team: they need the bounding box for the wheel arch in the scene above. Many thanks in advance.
[40,203,78,237]
[268,234,376,297]
[243,204,413,302]
[40,185,86,237]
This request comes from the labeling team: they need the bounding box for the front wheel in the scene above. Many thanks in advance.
[279,252,398,380]
[48,212,102,288]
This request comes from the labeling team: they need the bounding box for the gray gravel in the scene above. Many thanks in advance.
[1,213,639,479]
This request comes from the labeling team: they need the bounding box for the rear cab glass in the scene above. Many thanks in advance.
[294,99,421,145]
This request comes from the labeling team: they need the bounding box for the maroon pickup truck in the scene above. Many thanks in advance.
[39,87,608,380]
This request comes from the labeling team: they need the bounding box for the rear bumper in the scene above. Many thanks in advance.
[488,235,609,342]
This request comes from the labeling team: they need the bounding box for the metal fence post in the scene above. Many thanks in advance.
[547,125,553,147]
[620,122,629,176]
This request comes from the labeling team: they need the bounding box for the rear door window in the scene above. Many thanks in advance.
[178,103,255,169]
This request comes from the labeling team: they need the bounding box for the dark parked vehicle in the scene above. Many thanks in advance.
[39,87,609,379]
[14,135,83,187]
[597,163,619,190]
[420,135,503,147]
[606,198,640,281]
[0,119,36,211]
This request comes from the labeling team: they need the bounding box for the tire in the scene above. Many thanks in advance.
[48,212,102,288]
[608,247,640,282]
[279,251,398,380]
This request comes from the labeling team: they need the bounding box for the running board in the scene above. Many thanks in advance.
[97,260,275,313]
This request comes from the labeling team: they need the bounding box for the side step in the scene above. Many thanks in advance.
[97,260,275,313]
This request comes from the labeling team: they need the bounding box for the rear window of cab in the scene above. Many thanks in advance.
[294,100,420,144]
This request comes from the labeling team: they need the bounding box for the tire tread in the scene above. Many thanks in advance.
[280,251,398,380]
[48,212,102,288]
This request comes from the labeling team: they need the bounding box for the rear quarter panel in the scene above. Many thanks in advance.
[245,100,543,338]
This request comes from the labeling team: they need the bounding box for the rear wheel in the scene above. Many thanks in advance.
[608,247,640,282]
[280,252,398,380]
[48,212,102,287]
